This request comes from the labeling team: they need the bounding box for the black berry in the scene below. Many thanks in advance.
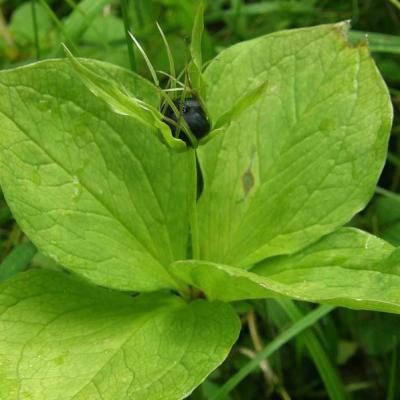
[163,98,210,144]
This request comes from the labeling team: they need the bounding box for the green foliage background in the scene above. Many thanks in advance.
[0,1,399,399]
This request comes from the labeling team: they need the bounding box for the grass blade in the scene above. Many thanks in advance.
[191,0,205,69]
[277,299,347,400]
[187,1,207,99]
[31,0,40,59]
[128,31,159,86]
[206,2,313,22]
[349,31,400,54]
[375,186,400,203]
[211,304,335,400]
[120,0,136,71]
[156,22,176,90]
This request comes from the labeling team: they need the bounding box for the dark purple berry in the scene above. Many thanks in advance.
[163,98,210,144]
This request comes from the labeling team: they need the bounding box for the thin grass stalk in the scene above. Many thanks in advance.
[31,0,40,59]
[120,0,136,71]
[211,304,335,400]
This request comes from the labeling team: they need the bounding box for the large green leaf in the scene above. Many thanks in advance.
[253,228,400,313]
[171,229,400,314]
[0,59,192,292]
[0,269,240,400]
[198,23,392,267]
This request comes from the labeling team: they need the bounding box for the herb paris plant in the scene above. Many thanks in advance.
[0,20,396,400]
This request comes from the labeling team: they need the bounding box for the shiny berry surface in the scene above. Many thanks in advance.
[163,98,210,144]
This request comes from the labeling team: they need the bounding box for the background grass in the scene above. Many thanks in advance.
[0,1,399,399]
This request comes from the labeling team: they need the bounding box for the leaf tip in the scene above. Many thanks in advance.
[60,42,69,55]
[61,43,77,63]
[332,20,351,42]
[332,20,370,52]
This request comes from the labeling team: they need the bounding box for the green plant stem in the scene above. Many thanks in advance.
[31,0,40,60]
[190,149,200,260]
[211,304,335,400]
[120,0,136,72]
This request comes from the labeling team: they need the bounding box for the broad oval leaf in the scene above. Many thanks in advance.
[198,23,392,267]
[0,59,192,292]
[0,269,240,400]
[171,229,400,314]
[253,228,400,314]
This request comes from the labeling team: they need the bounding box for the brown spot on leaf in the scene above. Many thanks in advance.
[242,168,255,195]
